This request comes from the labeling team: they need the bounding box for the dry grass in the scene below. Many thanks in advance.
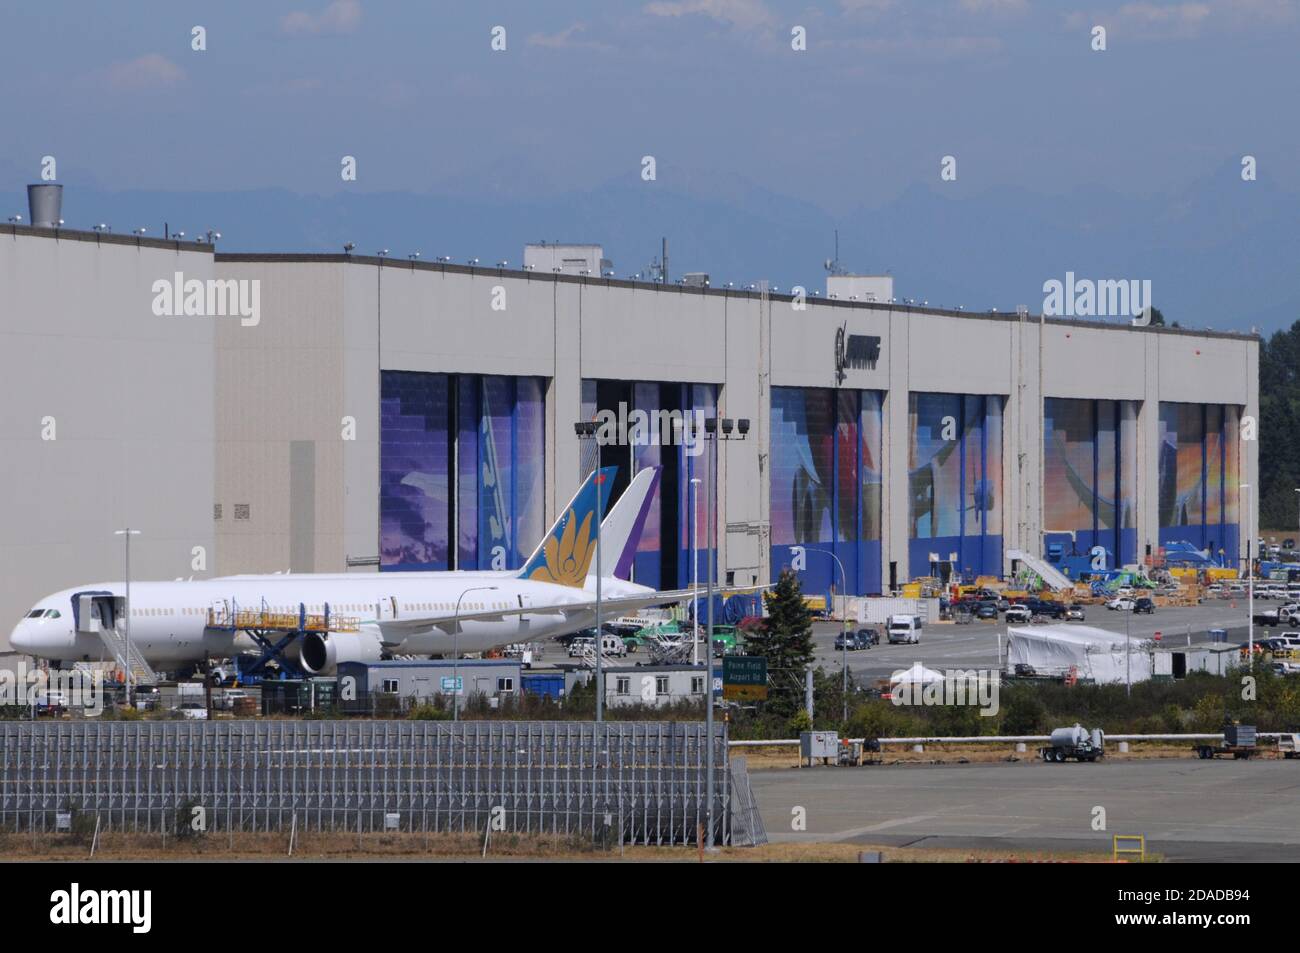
[0,830,1127,863]
[734,740,1209,770]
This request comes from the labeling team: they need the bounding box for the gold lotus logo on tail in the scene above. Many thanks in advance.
[530,507,597,587]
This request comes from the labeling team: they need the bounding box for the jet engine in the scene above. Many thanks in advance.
[300,629,383,675]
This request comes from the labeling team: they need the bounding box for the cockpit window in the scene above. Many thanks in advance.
[46,610,60,619]
[26,609,43,618]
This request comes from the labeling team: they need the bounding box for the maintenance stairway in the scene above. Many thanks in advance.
[1007,548,1073,592]
[94,621,158,686]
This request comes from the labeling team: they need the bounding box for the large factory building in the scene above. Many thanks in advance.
[0,198,1259,648]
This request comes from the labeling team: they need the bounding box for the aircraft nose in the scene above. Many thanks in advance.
[8,621,33,654]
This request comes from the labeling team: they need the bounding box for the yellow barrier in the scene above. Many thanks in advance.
[1112,834,1145,862]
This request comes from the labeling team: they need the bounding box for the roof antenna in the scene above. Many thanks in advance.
[824,229,847,276]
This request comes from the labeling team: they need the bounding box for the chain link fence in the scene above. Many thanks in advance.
[0,719,732,846]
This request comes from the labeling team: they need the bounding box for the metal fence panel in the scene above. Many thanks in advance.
[0,720,731,846]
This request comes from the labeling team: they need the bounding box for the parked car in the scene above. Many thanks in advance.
[834,630,872,651]
[177,702,208,720]
[132,685,161,711]
[215,689,250,711]
[34,690,68,716]
[1004,605,1032,624]
[1106,597,1136,611]
[1133,597,1155,615]
[856,627,881,646]
[975,603,999,620]
[1064,604,1086,621]
[1024,599,1066,619]
[1275,632,1300,651]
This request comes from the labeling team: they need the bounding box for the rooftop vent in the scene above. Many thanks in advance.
[27,183,62,228]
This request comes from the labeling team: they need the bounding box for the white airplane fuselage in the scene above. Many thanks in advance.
[10,571,654,672]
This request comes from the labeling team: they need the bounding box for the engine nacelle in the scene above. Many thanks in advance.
[300,629,382,675]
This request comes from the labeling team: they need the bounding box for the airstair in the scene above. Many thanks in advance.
[1006,549,1073,592]
[95,623,159,686]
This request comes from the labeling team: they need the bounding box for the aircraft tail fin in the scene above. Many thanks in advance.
[517,466,616,587]
[599,466,661,580]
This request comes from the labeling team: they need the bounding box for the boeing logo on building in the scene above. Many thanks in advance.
[834,325,882,383]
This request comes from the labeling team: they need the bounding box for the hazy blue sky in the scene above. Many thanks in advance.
[3,0,1298,207]
[3,1,1298,330]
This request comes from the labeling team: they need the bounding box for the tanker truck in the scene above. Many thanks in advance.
[1038,725,1105,762]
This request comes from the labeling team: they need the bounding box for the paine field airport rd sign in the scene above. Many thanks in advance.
[723,656,768,702]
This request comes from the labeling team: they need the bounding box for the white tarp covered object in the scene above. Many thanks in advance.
[890,662,947,686]
[1007,625,1152,684]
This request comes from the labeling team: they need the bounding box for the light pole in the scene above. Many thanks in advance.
[114,528,141,708]
[803,547,850,722]
[691,477,701,665]
[452,585,497,721]
[1125,589,1131,697]
[574,422,606,722]
[1243,483,1253,669]
[701,415,749,848]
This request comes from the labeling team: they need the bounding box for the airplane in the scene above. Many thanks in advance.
[8,464,734,677]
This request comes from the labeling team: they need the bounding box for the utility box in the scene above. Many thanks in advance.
[800,730,839,765]
[1226,724,1256,748]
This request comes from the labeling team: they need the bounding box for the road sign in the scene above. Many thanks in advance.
[440,676,463,694]
[723,655,768,701]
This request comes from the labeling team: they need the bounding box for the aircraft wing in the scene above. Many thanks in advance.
[373,585,769,638]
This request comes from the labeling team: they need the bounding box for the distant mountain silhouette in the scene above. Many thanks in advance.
[9,158,1296,334]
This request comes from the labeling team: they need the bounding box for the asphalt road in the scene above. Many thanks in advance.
[750,757,1300,861]
[811,602,1268,683]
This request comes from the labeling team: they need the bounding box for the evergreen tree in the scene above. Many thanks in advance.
[748,570,816,717]
[1260,321,1300,530]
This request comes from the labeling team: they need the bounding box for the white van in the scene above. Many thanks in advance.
[887,614,922,645]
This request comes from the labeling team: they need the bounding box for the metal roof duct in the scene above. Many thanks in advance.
[27,183,62,228]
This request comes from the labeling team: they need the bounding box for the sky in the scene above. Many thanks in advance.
[2,0,1298,328]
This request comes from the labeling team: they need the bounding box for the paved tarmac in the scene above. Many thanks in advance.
[811,602,1266,682]
[750,757,1300,861]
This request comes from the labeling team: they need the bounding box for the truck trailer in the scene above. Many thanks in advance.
[1038,725,1105,762]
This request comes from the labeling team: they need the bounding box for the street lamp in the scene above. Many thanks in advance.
[1243,484,1253,668]
[691,477,701,665]
[452,585,497,721]
[1125,581,1132,697]
[114,528,141,707]
[700,414,749,848]
[574,421,606,722]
